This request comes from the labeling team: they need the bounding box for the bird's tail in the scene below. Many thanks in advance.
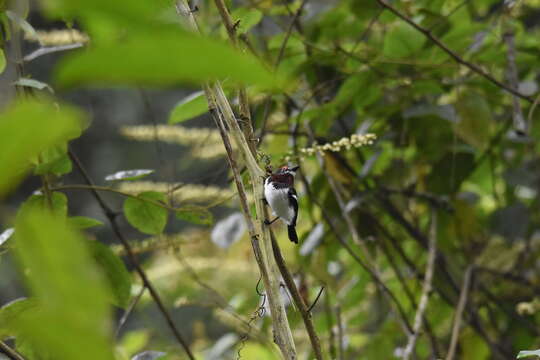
[287,225,298,244]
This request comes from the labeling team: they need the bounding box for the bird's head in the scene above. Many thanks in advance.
[277,165,300,176]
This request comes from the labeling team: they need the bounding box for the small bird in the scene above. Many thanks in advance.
[263,165,300,243]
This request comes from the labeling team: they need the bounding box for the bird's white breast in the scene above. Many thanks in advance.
[264,179,295,225]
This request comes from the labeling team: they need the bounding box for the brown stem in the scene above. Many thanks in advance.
[0,341,26,360]
[268,223,325,360]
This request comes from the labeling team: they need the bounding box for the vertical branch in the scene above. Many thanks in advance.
[174,2,297,358]
[446,266,473,360]
[268,221,324,360]
[212,0,257,156]
[401,211,437,360]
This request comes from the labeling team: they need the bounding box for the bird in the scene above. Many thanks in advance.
[263,165,300,243]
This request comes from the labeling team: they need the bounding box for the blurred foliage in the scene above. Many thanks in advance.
[1,0,540,359]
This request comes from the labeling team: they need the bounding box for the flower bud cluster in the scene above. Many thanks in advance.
[300,133,376,156]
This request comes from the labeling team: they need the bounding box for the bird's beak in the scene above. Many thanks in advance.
[291,166,300,172]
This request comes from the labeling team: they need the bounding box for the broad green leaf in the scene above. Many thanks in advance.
[14,208,114,360]
[68,216,103,229]
[19,192,68,218]
[230,8,263,34]
[105,169,154,181]
[383,22,425,58]
[55,30,277,89]
[518,350,540,359]
[34,145,72,175]
[176,207,213,225]
[0,99,83,196]
[169,91,207,124]
[0,298,38,339]
[87,240,131,308]
[124,191,168,235]
[454,90,492,149]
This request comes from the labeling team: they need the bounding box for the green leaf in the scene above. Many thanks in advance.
[169,91,207,124]
[105,169,154,181]
[0,298,38,339]
[87,240,131,308]
[176,207,213,225]
[55,29,278,89]
[454,90,492,149]
[124,191,168,235]
[19,192,68,218]
[14,208,114,360]
[0,48,5,74]
[230,8,263,34]
[517,350,540,359]
[67,216,103,229]
[0,99,83,196]
[383,22,425,58]
[426,152,475,194]
[34,145,72,175]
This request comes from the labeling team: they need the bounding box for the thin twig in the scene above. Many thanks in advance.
[446,266,473,360]
[269,224,325,360]
[68,149,195,360]
[308,286,325,313]
[23,43,84,62]
[503,26,527,134]
[0,341,26,360]
[50,184,207,213]
[375,0,533,103]
[402,211,437,360]
[335,306,344,360]
[115,285,146,338]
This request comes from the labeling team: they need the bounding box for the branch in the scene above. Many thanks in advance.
[0,341,26,360]
[68,150,195,360]
[23,43,84,62]
[50,184,210,213]
[269,224,324,360]
[212,0,257,156]
[115,285,146,338]
[401,211,437,360]
[174,2,297,358]
[375,0,534,103]
[446,266,473,360]
[503,24,527,134]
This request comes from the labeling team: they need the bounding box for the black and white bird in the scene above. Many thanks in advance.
[263,165,300,243]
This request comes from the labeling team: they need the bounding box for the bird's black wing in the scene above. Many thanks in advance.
[288,187,298,227]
